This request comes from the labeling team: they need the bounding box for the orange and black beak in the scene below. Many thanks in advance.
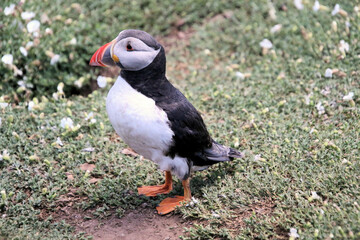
[89,39,118,67]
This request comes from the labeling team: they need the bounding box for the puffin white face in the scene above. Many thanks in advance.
[111,37,160,71]
[90,29,162,71]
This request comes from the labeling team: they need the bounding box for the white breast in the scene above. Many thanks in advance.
[106,76,189,179]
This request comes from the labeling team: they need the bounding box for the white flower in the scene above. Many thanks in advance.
[60,117,74,129]
[331,4,340,16]
[19,47,28,57]
[26,41,34,49]
[56,137,63,146]
[97,76,107,88]
[339,40,349,53]
[57,82,64,93]
[310,191,321,200]
[82,147,95,152]
[211,211,220,218]
[0,103,9,108]
[27,20,40,33]
[50,54,60,65]
[294,0,304,10]
[343,92,354,101]
[270,24,282,33]
[260,39,273,49]
[1,54,13,65]
[21,11,36,20]
[324,68,332,78]
[235,71,245,79]
[313,1,320,12]
[254,154,261,161]
[28,101,34,111]
[0,117,2,128]
[45,28,53,35]
[85,112,94,121]
[316,102,325,115]
[69,38,77,45]
[289,228,300,239]
[345,21,351,28]
[4,4,16,16]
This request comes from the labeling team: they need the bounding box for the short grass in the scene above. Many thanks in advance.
[1,0,360,239]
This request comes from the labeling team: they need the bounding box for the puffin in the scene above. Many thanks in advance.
[89,29,243,215]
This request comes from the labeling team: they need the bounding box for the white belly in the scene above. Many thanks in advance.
[106,76,189,179]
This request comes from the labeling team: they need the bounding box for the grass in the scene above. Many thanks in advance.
[1,0,360,239]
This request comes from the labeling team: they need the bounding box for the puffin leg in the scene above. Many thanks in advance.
[137,171,173,197]
[156,178,191,215]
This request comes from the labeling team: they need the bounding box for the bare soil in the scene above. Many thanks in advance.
[74,209,190,240]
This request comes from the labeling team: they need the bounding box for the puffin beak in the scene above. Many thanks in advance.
[89,39,118,67]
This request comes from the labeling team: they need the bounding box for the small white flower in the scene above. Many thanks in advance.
[21,11,36,20]
[289,228,300,239]
[204,49,211,55]
[85,112,94,121]
[294,0,304,10]
[82,147,95,152]
[260,39,273,49]
[254,154,261,161]
[19,47,28,57]
[26,41,34,49]
[1,54,13,65]
[60,117,74,129]
[50,54,60,65]
[97,76,107,88]
[316,102,325,115]
[56,137,63,146]
[90,118,97,124]
[27,20,40,33]
[69,38,77,45]
[0,117,2,128]
[311,191,321,200]
[324,68,332,78]
[0,103,9,108]
[319,209,325,215]
[45,28,53,35]
[4,4,16,16]
[339,40,349,53]
[28,101,34,111]
[270,24,282,33]
[345,21,351,28]
[211,211,220,218]
[313,1,320,12]
[235,71,245,79]
[57,82,64,93]
[343,92,354,101]
[331,4,340,16]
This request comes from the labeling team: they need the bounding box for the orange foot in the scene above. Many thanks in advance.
[137,184,172,197]
[156,196,189,215]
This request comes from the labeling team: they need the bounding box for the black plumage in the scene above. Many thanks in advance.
[119,41,242,179]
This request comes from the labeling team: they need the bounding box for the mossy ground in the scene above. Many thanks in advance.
[1,0,360,239]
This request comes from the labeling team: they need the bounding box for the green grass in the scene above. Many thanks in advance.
[1,0,360,239]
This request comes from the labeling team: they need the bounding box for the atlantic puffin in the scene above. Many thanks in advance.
[89,29,243,215]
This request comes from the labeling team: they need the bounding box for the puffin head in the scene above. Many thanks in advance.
[90,29,163,71]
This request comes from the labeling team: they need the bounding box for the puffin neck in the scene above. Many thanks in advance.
[120,47,166,88]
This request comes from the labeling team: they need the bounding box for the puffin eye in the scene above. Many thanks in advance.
[126,43,133,51]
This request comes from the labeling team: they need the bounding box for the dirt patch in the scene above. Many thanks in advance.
[48,189,191,239]
[54,207,191,240]
[75,208,190,240]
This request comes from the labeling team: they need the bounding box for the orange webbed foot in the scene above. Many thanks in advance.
[138,171,173,197]
[137,184,172,197]
[156,196,188,215]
